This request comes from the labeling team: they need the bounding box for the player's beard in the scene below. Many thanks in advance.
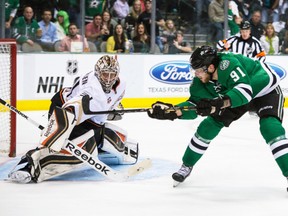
[199,74,211,83]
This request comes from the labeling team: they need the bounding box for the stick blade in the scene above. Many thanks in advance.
[127,158,152,177]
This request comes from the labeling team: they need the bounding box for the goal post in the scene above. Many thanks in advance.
[0,39,17,157]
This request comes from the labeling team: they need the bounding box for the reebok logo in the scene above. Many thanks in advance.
[44,119,55,137]
[65,142,110,175]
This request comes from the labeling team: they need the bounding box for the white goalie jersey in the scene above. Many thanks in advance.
[61,71,126,125]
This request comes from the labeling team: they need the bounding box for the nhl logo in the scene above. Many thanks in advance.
[67,60,78,75]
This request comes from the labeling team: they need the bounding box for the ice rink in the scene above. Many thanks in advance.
[1,110,288,216]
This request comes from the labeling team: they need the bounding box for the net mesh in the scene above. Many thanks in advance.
[0,43,12,154]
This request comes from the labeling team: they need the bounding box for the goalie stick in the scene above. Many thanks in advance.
[0,97,152,181]
[0,98,44,130]
[82,95,197,115]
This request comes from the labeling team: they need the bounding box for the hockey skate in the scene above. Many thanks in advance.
[8,170,32,184]
[172,164,193,187]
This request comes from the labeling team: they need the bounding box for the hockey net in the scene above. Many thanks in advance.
[0,39,17,157]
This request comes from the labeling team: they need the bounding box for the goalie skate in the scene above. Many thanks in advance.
[172,164,193,187]
[8,170,32,184]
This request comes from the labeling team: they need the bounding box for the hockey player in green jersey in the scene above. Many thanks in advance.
[147,45,288,189]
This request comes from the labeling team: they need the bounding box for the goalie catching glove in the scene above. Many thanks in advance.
[196,96,230,116]
[147,101,179,120]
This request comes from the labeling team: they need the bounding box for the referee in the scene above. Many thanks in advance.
[217,20,266,62]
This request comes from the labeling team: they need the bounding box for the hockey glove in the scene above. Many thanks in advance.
[196,97,227,116]
[147,101,179,120]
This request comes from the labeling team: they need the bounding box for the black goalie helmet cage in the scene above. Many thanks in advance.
[189,46,217,70]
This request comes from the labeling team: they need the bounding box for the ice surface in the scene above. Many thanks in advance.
[0,111,288,216]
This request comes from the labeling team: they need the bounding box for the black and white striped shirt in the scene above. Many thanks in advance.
[217,33,266,62]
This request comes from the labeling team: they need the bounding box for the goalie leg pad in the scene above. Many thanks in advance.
[8,147,52,183]
[9,130,97,183]
[37,130,96,182]
[100,123,139,165]
[40,106,76,152]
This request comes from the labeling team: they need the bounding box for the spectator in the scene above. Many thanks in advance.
[208,0,225,45]
[228,0,243,36]
[106,23,128,53]
[132,23,150,53]
[85,0,107,24]
[280,29,288,53]
[127,0,145,11]
[217,20,266,62]
[249,9,265,40]
[167,30,192,54]
[230,0,249,20]
[195,0,211,27]
[58,23,89,52]
[56,0,81,28]
[125,0,142,39]
[137,0,165,52]
[279,17,288,46]
[55,10,70,40]
[242,0,262,18]
[101,10,116,42]
[279,0,288,20]
[161,19,177,54]
[38,9,59,51]
[85,14,103,49]
[272,14,286,34]
[5,0,19,38]
[112,0,130,23]
[12,6,42,51]
[18,0,57,21]
[261,0,280,23]
[260,23,280,54]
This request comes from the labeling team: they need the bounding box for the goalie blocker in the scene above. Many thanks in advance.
[8,107,139,183]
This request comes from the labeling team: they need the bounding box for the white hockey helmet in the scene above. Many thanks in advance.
[95,55,120,93]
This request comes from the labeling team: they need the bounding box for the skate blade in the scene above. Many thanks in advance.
[173,180,181,187]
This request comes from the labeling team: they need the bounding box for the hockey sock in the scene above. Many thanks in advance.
[259,117,285,143]
[182,117,224,166]
[260,117,288,176]
[269,139,288,177]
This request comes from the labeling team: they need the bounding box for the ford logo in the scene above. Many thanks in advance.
[267,63,286,80]
[149,61,193,85]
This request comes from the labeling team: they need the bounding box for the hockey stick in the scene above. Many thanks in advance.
[0,98,44,130]
[0,98,151,181]
[64,137,151,181]
[82,95,197,115]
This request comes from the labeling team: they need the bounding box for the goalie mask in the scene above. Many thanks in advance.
[95,55,120,93]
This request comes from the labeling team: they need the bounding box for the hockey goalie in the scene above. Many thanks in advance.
[8,55,139,183]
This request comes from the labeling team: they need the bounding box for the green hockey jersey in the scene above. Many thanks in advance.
[178,52,280,119]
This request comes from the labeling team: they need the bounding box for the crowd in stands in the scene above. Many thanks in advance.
[3,0,288,54]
